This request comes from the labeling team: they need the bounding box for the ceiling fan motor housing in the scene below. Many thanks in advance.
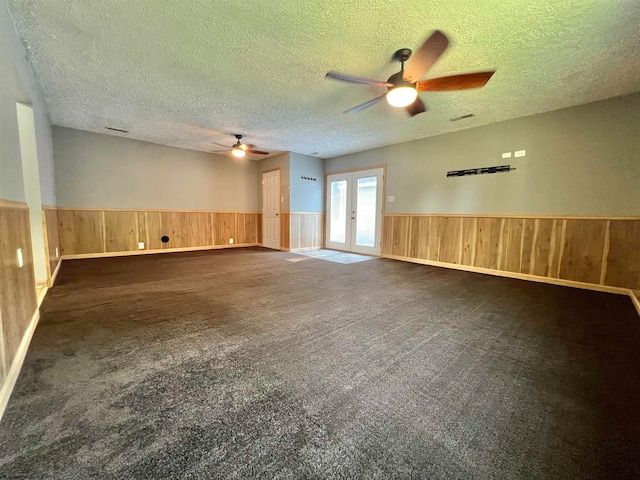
[387,71,413,90]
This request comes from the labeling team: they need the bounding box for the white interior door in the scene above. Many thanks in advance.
[326,168,384,255]
[262,170,280,249]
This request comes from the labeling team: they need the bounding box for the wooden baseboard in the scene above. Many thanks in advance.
[49,258,62,287]
[279,247,291,252]
[630,290,640,318]
[61,243,261,260]
[383,254,640,318]
[382,254,631,296]
[0,308,40,423]
[36,287,48,308]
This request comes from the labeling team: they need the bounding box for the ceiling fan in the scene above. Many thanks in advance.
[212,134,269,158]
[325,30,495,116]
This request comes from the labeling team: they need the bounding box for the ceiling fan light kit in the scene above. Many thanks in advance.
[386,50,418,107]
[212,134,269,158]
[325,30,495,117]
[386,86,418,107]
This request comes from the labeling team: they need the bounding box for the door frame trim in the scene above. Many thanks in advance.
[325,164,387,177]
[324,164,387,255]
[262,167,281,249]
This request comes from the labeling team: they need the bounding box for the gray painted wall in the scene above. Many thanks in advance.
[0,38,27,201]
[326,93,640,216]
[32,108,55,206]
[0,2,56,205]
[290,152,325,213]
[53,127,258,211]
[256,152,290,212]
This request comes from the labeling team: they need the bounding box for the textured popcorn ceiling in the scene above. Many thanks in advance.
[7,0,640,158]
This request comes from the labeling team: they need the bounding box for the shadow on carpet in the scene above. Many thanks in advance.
[294,248,376,264]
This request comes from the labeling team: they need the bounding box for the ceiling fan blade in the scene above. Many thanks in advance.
[245,149,269,155]
[416,71,496,91]
[212,142,233,148]
[326,71,393,87]
[343,94,387,114]
[406,97,427,117]
[211,150,230,153]
[403,30,449,84]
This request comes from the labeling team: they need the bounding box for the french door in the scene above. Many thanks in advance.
[326,168,384,255]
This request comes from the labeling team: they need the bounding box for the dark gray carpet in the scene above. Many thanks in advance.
[1,247,639,479]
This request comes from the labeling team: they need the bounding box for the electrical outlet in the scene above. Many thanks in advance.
[138,242,145,250]
[515,150,526,157]
[502,152,512,158]
[55,247,59,258]
[17,248,23,268]
[229,238,234,244]
[387,195,396,203]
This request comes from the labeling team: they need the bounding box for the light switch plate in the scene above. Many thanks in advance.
[17,248,23,268]
[502,152,512,158]
[515,150,526,157]
[138,242,145,250]
[387,195,396,203]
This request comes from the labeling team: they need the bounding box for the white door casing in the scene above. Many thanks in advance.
[262,170,280,249]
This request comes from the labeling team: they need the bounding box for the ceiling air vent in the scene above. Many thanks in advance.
[105,127,129,133]
[450,114,475,122]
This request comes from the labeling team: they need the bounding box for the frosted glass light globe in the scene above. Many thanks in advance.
[386,87,418,107]
[231,148,246,158]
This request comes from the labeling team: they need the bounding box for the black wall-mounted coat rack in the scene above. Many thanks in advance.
[447,165,515,178]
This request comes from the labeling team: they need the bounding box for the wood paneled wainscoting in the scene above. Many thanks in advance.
[277,213,324,252]
[382,214,640,295]
[290,213,324,251]
[57,208,262,259]
[279,212,290,251]
[0,199,38,415]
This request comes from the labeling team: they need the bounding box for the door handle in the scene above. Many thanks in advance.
[276,213,279,216]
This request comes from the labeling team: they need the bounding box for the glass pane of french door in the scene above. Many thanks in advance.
[329,180,348,244]
[355,176,377,247]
